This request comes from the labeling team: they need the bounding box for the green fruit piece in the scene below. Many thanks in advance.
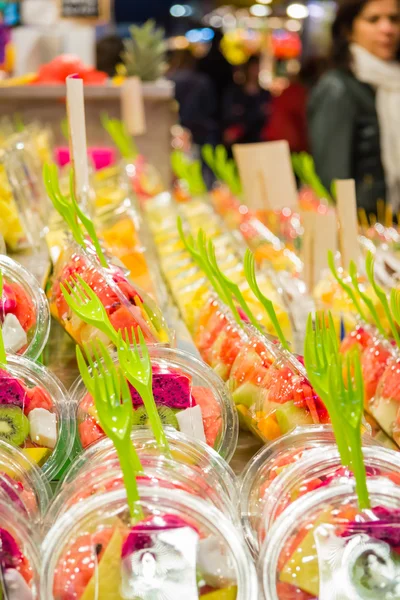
[232,382,262,408]
[80,527,123,600]
[200,586,238,599]
[275,401,313,434]
[279,513,330,597]
[0,406,29,446]
[370,397,399,441]
[157,406,179,430]
[131,406,148,427]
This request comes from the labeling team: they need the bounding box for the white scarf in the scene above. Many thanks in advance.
[350,43,400,210]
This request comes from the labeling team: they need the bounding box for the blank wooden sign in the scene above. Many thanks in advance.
[335,179,360,267]
[301,209,338,290]
[121,76,146,136]
[233,140,298,211]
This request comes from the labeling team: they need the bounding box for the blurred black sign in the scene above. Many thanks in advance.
[61,0,100,18]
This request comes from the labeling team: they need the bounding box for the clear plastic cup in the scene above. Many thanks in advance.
[61,428,238,512]
[371,352,400,446]
[0,439,51,527]
[0,255,50,360]
[259,478,400,600]
[48,239,173,347]
[0,497,40,598]
[42,486,258,600]
[261,445,400,537]
[70,346,238,462]
[0,354,73,481]
[46,452,239,528]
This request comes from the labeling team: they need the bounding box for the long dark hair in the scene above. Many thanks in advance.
[332,0,400,68]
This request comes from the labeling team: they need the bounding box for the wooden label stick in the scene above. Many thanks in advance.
[233,140,298,211]
[335,179,361,267]
[66,75,89,201]
[121,76,146,136]
[301,209,338,290]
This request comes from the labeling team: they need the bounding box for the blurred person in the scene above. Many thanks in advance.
[308,0,400,213]
[167,49,218,147]
[197,28,233,123]
[265,58,327,152]
[222,55,271,150]
[96,34,124,77]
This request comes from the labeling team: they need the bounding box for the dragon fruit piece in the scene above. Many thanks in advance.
[0,284,17,316]
[129,373,192,409]
[0,371,27,408]
[342,506,400,547]
[121,514,193,558]
[0,474,25,514]
[0,529,23,569]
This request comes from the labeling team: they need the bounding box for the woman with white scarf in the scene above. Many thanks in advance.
[308,0,400,214]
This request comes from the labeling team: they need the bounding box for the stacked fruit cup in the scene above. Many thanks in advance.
[71,346,238,462]
[48,239,172,348]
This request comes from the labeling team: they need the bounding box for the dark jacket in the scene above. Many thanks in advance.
[308,69,386,213]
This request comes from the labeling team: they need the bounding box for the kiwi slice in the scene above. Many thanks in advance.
[0,406,29,446]
[132,405,179,430]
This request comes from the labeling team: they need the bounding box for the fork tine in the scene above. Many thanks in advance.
[137,328,149,363]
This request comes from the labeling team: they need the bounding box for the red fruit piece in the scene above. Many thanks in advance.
[267,366,297,404]
[79,417,104,448]
[361,340,392,402]
[276,582,315,599]
[380,358,400,403]
[340,325,372,355]
[24,386,53,415]
[7,282,36,331]
[0,370,27,409]
[191,386,221,447]
[53,529,114,600]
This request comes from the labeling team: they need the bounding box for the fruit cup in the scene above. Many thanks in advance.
[46,452,239,529]
[0,439,51,527]
[0,255,50,360]
[61,428,238,517]
[370,353,400,447]
[235,348,328,444]
[259,478,400,599]
[42,486,258,600]
[48,239,172,347]
[0,355,73,481]
[0,498,40,599]
[71,346,238,462]
[125,155,165,200]
[261,445,400,539]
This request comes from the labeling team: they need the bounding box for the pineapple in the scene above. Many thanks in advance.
[121,20,167,82]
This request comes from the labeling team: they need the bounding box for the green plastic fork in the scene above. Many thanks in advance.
[117,328,171,457]
[348,260,386,337]
[304,310,350,466]
[327,250,368,321]
[77,341,143,521]
[244,249,289,350]
[329,350,370,509]
[68,170,108,268]
[61,275,118,345]
[365,251,400,347]
[0,272,6,365]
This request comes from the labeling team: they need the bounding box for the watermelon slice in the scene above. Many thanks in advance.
[380,358,400,403]
[79,417,104,448]
[340,325,372,355]
[191,387,222,448]
[7,282,36,332]
[362,340,392,403]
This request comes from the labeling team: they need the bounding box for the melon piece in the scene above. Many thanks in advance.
[22,447,51,467]
[232,382,264,408]
[279,522,321,597]
[80,527,124,600]
[200,586,237,599]
[371,396,399,439]
[191,387,221,448]
[275,401,314,434]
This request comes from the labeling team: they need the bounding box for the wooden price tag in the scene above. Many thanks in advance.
[335,179,360,267]
[66,75,89,201]
[121,76,146,136]
[301,209,338,290]
[233,140,298,211]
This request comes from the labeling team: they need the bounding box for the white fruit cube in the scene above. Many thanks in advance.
[2,313,28,353]
[176,405,206,444]
[28,408,57,449]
